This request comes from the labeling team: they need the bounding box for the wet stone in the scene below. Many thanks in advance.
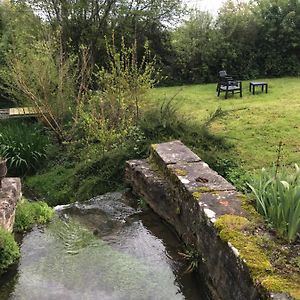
[168,162,236,192]
[154,140,201,164]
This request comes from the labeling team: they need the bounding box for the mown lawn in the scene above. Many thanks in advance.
[148,77,300,171]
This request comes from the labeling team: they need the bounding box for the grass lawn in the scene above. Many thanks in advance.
[148,77,300,171]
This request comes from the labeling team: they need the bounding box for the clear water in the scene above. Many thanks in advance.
[0,192,211,300]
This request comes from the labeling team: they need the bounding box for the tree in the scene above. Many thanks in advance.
[254,0,300,76]
[19,0,184,66]
[171,10,214,83]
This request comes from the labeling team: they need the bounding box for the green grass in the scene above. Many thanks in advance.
[149,77,300,171]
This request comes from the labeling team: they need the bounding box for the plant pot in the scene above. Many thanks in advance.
[0,160,7,188]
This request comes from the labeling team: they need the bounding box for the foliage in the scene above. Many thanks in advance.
[20,0,184,68]
[214,158,248,192]
[247,164,300,242]
[14,199,54,232]
[1,35,90,143]
[25,165,75,206]
[78,36,157,153]
[178,246,202,273]
[0,120,50,176]
[26,98,232,205]
[0,228,20,274]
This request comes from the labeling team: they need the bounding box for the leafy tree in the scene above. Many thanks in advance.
[171,10,214,83]
[19,0,184,66]
[254,0,300,76]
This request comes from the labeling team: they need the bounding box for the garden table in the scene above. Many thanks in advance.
[249,82,268,95]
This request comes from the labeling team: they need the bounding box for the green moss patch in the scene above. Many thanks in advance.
[215,214,300,299]
[260,275,300,299]
[192,192,202,199]
[215,215,272,276]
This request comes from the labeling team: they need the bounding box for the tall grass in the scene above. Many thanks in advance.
[0,120,50,176]
[247,164,300,242]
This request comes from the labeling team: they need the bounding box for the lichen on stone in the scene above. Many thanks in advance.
[196,186,213,193]
[174,168,188,176]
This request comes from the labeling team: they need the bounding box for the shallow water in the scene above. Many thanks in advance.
[0,192,211,300]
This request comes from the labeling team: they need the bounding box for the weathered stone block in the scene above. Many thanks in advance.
[126,141,296,300]
[168,161,235,192]
[0,178,22,232]
[152,140,201,165]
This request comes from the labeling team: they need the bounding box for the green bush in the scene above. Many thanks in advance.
[247,164,300,242]
[0,228,20,274]
[0,120,50,176]
[14,199,54,232]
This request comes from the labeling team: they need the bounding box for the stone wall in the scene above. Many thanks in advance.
[125,140,293,300]
[0,178,22,232]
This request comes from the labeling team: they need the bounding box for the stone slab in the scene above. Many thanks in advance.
[0,178,21,232]
[153,140,201,164]
[193,190,245,219]
[168,161,236,192]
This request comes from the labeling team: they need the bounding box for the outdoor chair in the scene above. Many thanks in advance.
[216,70,242,99]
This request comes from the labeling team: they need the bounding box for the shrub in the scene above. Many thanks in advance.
[0,120,50,176]
[14,199,54,232]
[0,228,20,274]
[247,164,300,242]
[77,37,157,153]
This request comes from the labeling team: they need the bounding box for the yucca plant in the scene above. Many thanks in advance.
[247,164,300,242]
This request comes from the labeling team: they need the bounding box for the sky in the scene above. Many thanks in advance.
[184,0,226,15]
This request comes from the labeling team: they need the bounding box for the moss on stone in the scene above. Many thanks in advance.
[238,194,263,223]
[192,192,202,199]
[215,215,272,276]
[260,275,300,299]
[151,144,157,150]
[215,214,300,298]
[175,207,181,215]
[174,168,188,176]
[196,186,213,193]
[215,215,250,231]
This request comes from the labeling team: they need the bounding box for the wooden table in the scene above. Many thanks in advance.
[249,82,268,95]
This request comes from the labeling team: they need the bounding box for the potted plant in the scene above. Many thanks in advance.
[0,156,7,188]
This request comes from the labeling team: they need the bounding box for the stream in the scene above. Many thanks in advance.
[0,192,212,300]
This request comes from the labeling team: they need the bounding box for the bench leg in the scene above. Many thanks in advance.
[253,85,255,95]
[249,83,251,92]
